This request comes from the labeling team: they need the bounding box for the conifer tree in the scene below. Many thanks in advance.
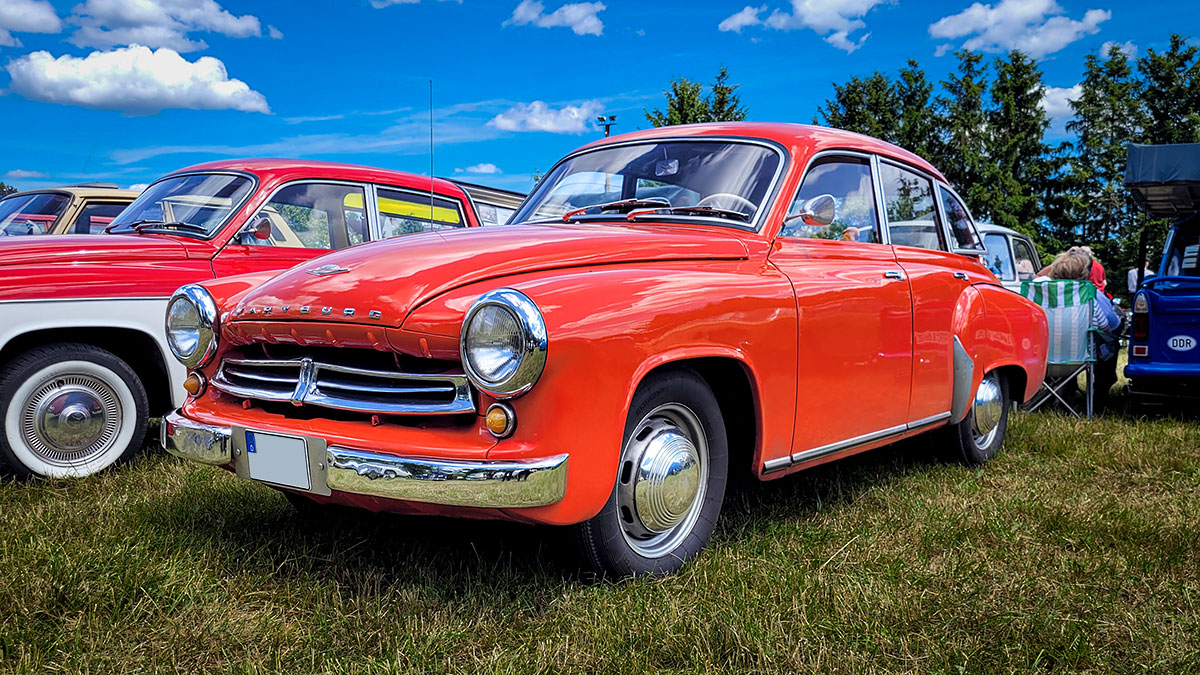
[815,72,900,141]
[936,50,990,215]
[982,51,1050,238]
[1138,34,1200,144]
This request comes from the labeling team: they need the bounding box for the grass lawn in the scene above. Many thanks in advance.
[1,401,1198,673]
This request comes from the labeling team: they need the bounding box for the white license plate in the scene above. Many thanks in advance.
[246,431,311,490]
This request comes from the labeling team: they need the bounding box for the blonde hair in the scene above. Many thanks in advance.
[1048,251,1091,280]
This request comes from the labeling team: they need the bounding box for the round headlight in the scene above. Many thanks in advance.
[165,284,219,369]
[461,289,547,398]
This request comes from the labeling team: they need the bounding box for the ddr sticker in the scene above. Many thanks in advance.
[1168,335,1197,352]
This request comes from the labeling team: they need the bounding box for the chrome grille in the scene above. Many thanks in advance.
[213,354,473,415]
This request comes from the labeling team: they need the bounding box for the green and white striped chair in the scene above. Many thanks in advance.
[1020,279,1099,419]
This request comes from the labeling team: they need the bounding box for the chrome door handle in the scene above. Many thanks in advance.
[884,271,905,280]
[952,272,969,281]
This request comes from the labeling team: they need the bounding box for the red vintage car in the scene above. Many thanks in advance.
[162,123,1048,577]
[0,159,480,479]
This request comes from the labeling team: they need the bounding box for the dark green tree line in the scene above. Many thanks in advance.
[645,66,748,127]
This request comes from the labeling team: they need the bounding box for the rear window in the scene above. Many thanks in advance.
[0,193,70,236]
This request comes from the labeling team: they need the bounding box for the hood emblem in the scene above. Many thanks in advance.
[307,264,351,276]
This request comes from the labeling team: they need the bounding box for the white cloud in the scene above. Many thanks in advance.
[267,24,282,39]
[1040,83,1080,123]
[488,100,601,133]
[457,163,502,174]
[504,1,605,36]
[371,0,464,5]
[722,0,888,53]
[929,0,1109,59]
[0,0,62,47]
[6,45,270,114]
[718,5,766,33]
[4,169,48,179]
[128,183,149,191]
[1101,40,1136,60]
[67,0,263,52]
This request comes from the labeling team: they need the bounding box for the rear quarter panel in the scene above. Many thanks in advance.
[973,283,1048,402]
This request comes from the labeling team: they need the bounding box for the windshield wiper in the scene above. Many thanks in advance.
[561,198,670,222]
[137,221,210,235]
[627,205,751,222]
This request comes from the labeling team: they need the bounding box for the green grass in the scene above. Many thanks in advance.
[1,405,1198,673]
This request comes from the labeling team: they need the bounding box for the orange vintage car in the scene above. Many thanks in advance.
[161,123,1048,577]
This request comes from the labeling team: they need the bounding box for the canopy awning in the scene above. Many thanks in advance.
[1125,142,1200,219]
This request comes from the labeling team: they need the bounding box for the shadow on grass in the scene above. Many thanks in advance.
[128,431,955,598]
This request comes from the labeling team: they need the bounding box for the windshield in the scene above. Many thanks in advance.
[513,140,782,228]
[108,173,254,237]
[0,193,71,237]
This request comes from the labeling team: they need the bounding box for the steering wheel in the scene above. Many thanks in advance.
[697,193,756,213]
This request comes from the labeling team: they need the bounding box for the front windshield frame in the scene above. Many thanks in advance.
[514,136,789,233]
[107,170,258,240]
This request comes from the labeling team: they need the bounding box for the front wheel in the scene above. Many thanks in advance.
[0,343,148,478]
[950,370,1010,465]
[574,368,728,578]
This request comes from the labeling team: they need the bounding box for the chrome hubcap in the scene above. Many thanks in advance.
[617,403,708,558]
[971,373,1003,448]
[20,374,121,466]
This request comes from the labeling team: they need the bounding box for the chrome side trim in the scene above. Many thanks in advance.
[161,410,231,466]
[951,337,975,422]
[325,447,569,508]
[763,412,952,473]
[907,411,951,430]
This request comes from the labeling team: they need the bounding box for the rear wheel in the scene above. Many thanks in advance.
[0,343,148,479]
[950,370,1010,465]
[574,368,728,578]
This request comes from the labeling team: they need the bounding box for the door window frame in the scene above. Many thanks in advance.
[873,156,947,250]
[932,182,985,256]
[239,178,374,250]
[780,149,885,245]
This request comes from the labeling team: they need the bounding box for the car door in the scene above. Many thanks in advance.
[768,153,914,462]
[211,181,369,277]
[882,162,989,425]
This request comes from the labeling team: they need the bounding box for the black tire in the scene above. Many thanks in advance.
[574,368,728,578]
[950,370,1010,466]
[0,343,148,479]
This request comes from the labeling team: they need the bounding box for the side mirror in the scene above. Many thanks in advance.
[239,216,272,241]
[784,194,836,226]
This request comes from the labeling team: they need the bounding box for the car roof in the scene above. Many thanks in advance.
[975,221,1029,238]
[576,122,947,183]
[3,186,140,200]
[168,158,466,197]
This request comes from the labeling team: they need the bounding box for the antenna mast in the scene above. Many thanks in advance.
[429,79,435,223]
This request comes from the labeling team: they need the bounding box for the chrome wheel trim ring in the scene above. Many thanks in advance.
[4,360,138,478]
[21,374,121,466]
[616,402,709,559]
[971,372,1003,449]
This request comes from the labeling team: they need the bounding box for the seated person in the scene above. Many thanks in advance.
[1042,251,1122,408]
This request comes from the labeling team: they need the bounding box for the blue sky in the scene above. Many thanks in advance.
[1,0,1197,194]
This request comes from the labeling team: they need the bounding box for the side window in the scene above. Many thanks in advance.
[939,186,984,251]
[781,157,879,242]
[376,187,464,238]
[254,182,365,249]
[1013,238,1038,281]
[983,233,1015,281]
[477,203,517,227]
[74,202,129,234]
[879,163,944,250]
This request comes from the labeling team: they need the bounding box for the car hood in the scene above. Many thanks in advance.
[0,234,191,266]
[231,222,751,327]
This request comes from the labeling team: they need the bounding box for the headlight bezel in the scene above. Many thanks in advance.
[165,284,220,369]
[460,288,547,398]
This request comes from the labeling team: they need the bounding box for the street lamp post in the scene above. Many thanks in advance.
[597,115,617,137]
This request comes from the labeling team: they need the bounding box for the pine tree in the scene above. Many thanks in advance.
[1063,44,1148,274]
[709,66,748,122]
[1138,34,1200,144]
[645,77,709,127]
[936,50,990,215]
[815,72,900,141]
[982,51,1050,239]
[895,60,940,160]
[0,181,16,197]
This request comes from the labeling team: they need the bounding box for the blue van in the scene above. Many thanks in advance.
[1124,143,1200,398]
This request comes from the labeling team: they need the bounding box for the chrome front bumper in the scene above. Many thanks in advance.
[161,410,568,509]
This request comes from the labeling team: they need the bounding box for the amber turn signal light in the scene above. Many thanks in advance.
[183,372,207,397]
[485,402,516,438]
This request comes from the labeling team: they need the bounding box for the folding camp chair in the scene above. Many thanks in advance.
[1020,279,1100,419]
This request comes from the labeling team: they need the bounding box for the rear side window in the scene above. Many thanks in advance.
[376,187,464,238]
[781,156,880,243]
[74,202,129,234]
[939,187,984,251]
[0,193,70,236]
[879,163,944,250]
[983,233,1015,281]
[1013,238,1038,281]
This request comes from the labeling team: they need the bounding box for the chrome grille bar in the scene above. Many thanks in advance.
[212,356,474,415]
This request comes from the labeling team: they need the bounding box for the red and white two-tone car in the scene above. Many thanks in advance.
[162,123,1049,577]
[0,160,481,478]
